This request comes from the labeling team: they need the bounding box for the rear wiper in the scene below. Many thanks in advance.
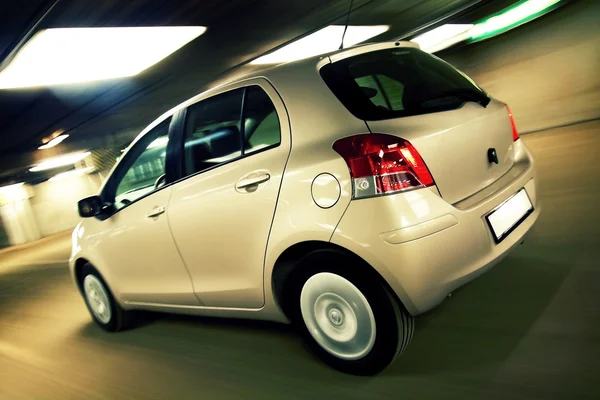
[421,88,490,107]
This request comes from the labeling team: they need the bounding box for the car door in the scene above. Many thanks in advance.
[93,117,199,306]
[167,80,291,308]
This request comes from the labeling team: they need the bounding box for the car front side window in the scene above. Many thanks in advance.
[110,118,171,210]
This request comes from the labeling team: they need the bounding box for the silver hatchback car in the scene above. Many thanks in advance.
[72,41,539,375]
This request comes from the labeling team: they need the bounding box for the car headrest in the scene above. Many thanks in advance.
[209,126,240,158]
[359,86,379,99]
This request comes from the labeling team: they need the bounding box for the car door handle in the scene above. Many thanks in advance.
[235,173,271,190]
[146,206,166,218]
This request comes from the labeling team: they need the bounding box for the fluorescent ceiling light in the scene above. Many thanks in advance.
[38,134,69,149]
[0,26,206,89]
[470,0,562,40]
[251,25,389,65]
[49,166,95,182]
[411,24,473,53]
[410,0,562,53]
[30,151,91,172]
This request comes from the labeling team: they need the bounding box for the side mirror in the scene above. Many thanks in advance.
[78,196,104,218]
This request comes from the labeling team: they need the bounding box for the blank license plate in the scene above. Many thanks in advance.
[486,189,533,243]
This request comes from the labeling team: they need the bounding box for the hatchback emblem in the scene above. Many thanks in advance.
[487,148,499,164]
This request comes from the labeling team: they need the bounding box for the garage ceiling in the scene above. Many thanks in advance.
[0,0,506,184]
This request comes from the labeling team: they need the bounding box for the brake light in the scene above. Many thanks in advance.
[333,134,435,199]
[507,106,519,141]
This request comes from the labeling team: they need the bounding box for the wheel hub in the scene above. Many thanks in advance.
[83,275,112,324]
[328,308,344,326]
[300,272,376,360]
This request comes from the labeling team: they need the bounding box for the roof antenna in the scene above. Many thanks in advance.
[339,0,354,50]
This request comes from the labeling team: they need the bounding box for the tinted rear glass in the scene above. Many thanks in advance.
[320,47,488,120]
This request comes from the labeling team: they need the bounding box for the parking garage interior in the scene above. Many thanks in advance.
[1,0,599,398]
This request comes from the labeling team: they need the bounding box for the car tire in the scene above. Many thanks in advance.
[80,264,131,332]
[290,250,414,375]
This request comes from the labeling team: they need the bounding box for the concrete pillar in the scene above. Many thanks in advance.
[0,184,42,246]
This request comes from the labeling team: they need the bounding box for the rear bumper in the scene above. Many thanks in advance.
[331,141,539,315]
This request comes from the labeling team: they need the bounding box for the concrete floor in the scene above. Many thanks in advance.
[1,121,599,400]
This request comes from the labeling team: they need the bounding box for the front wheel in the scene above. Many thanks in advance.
[81,264,131,332]
[293,259,414,375]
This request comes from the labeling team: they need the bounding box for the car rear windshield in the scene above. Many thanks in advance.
[320,47,489,121]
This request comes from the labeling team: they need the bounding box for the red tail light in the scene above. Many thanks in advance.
[333,134,435,199]
[507,106,519,141]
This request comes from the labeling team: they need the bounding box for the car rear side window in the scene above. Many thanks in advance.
[320,47,488,120]
[243,86,281,154]
[183,89,244,176]
[182,85,281,178]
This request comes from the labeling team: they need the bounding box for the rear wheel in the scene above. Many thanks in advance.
[290,251,414,375]
[81,264,131,332]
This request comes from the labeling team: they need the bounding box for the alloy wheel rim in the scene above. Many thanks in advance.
[300,272,376,360]
[83,275,112,324]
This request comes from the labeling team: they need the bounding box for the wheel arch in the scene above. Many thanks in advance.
[73,257,90,293]
[270,240,408,320]
[73,257,120,303]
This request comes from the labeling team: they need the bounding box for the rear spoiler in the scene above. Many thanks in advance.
[328,41,420,64]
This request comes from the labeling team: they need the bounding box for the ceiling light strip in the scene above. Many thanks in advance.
[38,134,69,149]
[0,26,206,89]
[29,151,91,172]
[251,25,389,65]
[411,0,564,53]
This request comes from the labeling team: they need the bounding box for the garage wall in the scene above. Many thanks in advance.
[441,0,600,133]
[0,198,41,246]
[0,214,10,249]
[30,173,103,237]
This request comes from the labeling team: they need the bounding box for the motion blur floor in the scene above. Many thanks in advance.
[1,121,599,400]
